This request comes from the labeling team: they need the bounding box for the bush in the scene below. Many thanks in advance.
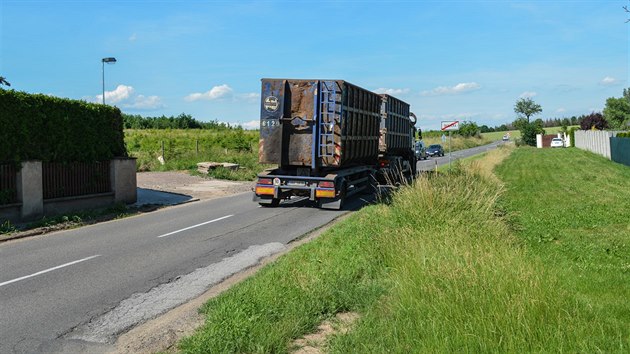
[580,112,609,130]
[514,118,544,147]
[0,89,126,162]
[616,132,630,138]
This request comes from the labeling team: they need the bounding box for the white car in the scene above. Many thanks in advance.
[550,138,564,148]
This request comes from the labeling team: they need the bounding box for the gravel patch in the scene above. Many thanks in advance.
[136,171,253,200]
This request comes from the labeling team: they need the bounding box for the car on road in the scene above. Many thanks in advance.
[414,141,427,160]
[550,138,564,148]
[502,135,509,141]
[426,144,445,157]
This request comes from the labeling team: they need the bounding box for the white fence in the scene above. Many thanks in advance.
[574,130,622,159]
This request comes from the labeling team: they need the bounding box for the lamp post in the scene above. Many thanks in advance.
[101,57,117,104]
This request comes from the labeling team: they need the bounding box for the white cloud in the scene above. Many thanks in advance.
[129,33,137,42]
[556,108,566,113]
[123,95,164,110]
[519,91,537,98]
[92,84,163,110]
[95,84,134,104]
[185,84,233,101]
[420,82,481,96]
[240,120,260,130]
[600,76,618,86]
[374,88,410,95]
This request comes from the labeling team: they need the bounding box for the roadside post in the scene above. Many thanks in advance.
[440,121,460,171]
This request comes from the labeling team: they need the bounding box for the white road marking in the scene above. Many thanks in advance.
[0,255,101,288]
[157,215,233,238]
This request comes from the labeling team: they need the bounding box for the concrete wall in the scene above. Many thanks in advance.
[111,158,137,204]
[574,130,622,159]
[18,161,43,220]
[0,158,136,224]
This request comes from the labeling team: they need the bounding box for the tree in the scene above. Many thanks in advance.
[458,121,480,137]
[514,117,545,146]
[603,96,630,129]
[514,97,542,122]
[0,76,10,87]
[580,112,609,130]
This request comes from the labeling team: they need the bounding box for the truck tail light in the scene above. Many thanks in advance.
[318,181,334,188]
[379,159,389,168]
[258,178,273,185]
[316,181,335,198]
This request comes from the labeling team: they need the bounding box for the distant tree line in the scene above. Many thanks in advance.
[123,113,238,130]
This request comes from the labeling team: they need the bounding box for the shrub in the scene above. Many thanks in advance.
[579,112,609,130]
[514,118,544,147]
[616,132,630,138]
[0,89,127,162]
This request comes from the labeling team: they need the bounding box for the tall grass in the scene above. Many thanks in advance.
[330,148,600,352]
[124,129,270,180]
[422,134,492,151]
[178,147,629,353]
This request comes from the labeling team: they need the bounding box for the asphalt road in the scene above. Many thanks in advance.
[0,141,503,354]
[417,140,505,172]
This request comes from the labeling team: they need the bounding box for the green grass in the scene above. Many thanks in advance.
[124,129,270,180]
[178,146,629,353]
[481,125,579,141]
[0,203,134,237]
[422,134,492,152]
[495,147,630,349]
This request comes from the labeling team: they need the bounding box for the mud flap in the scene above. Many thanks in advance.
[318,197,343,210]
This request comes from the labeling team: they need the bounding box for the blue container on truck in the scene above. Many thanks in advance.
[254,78,417,209]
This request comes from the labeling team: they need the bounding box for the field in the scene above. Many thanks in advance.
[481,125,578,141]
[178,146,630,353]
[422,134,492,151]
[124,129,268,180]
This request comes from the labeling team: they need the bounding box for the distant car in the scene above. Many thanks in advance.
[550,138,564,148]
[414,141,427,160]
[426,144,445,157]
[502,135,509,141]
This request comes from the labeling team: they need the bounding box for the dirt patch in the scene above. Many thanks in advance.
[291,312,360,354]
[137,171,253,200]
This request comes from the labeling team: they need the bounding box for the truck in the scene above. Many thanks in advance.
[253,79,418,209]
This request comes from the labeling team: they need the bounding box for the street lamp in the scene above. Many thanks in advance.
[101,57,117,104]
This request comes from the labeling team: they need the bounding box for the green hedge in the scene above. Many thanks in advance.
[0,89,127,163]
[616,132,630,138]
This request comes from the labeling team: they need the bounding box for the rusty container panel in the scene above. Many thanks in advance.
[337,82,381,167]
[259,79,285,165]
[259,79,381,170]
[259,79,318,167]
[379,94,414,155]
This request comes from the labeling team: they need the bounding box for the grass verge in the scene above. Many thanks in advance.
[178,146,629,353]
[422,134,492,151]
[0,203,155,239]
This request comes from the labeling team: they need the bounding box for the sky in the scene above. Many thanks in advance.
[1,0,628,131]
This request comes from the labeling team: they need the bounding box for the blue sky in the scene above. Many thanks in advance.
[1,0,628,131]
